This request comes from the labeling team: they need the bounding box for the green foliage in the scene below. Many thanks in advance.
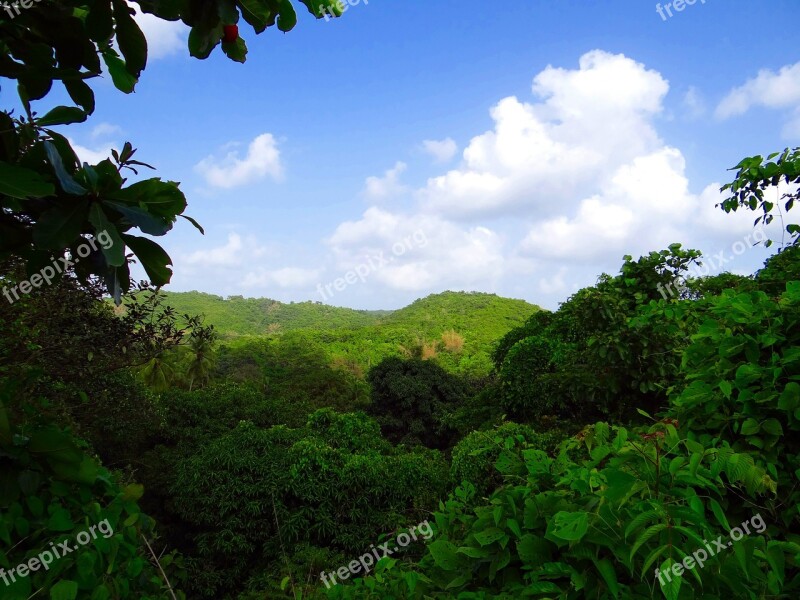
[755,243,800,297]
[689,272,757,298]
[323,263,800,600]
[159,291,540,380]
[169,413,449,598]
[671,283,800,526]
[495,246,705,423]
[329,419,797,599]
[720,147,800,247]
[450,423,562,496]
[215,333,370,412]
[367,357,471,449]
[0,381,185,599]
[156,291,389,336]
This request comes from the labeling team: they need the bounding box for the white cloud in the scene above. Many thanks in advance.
[518,148,694,262]
[243,267,321,289]
[68,138,115,164]
[321,50,790,309]
[195,133,283,189]
[91,123,123,139]
[421,138,458,163]
[418,50,670,219]
[538,268,570,295]
[784,107,800,138]
[327,207,505,291]
[130,3,186,60]
[682,86,706,119]
[181,233,268,268]
[183,233,244,267]
[363,161,407,200]
[715,62,800,136]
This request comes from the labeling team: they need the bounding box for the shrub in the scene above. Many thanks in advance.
[170,412,450,598]
[367,357,471,449]
[450,422,562,495]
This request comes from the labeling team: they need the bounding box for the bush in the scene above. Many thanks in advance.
[367,357,471,449]
[450,423,562,495]
[169,412,450,598]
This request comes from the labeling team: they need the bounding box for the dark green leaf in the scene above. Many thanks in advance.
[122,234,173,285]
[0,161,55,198]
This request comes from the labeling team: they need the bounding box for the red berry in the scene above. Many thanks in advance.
[223,24,238,44]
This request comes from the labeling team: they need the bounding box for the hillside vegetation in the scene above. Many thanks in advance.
[157,291,390,335]
[160,290,541,379]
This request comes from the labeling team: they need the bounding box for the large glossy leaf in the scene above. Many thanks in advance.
[122,234,173,286]
[222,37,248,63]
[105,200,172,236]
[113,0,148,76]
[188,25,222,60]
[86,0,114,42]
[277,0,298,32]
[0,161,55,198]
[64,79,96,114]
[111,178,187,218]
[88,203,126,266]
[37,106,87,127]
[240,0,272,32]
[44,141,87,195]
[32,198,90,249]
[101,48,137,93]
[547,511,589,542]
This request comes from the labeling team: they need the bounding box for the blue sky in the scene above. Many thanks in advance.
[60,0,800,309]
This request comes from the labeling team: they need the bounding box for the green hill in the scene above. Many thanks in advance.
[382,291,539,347]
[158,291,390,335]
[161,290,541,377]
[161,290,538,340]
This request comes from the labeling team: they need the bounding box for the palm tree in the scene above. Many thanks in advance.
[186,331,217,391]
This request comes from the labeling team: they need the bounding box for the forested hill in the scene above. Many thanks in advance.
[160,290,540,339]
[156,290,541,378]
[157,290,390,334]
[380,291,540,347]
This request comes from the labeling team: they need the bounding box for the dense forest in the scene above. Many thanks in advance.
[4,234,800,599]
[2,1,800,600]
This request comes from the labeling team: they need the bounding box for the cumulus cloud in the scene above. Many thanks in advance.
[518,148,706,262]
[716,62,800,118]
[181,233,268,268]
[327,207,505,291]
[418,50,670,219]
[321,50,790,307]
[195,133,283,189]
[716,62,800,136]
[421,138,458,163]
[363,161,407,200]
